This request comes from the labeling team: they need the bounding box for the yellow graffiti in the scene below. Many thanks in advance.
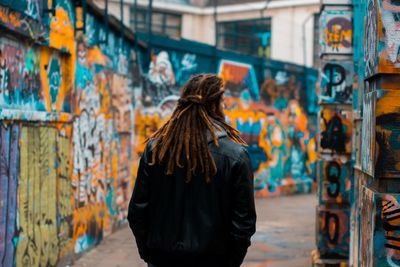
[49,6,74,52]
[323,27,352,49]
[15,127,60,267]
[58,135,73,257]
[0,7,34,37]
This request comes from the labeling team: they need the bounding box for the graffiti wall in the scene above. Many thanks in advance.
[365,0,400,77]
[218,60,317,197]
[314,1,354,266]
[0,36,73,116]
[0,1,137,266]
[134,48,318,198]
[352,0,400,263]
[0,1,318,266]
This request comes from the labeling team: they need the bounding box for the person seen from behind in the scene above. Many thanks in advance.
[128,74,257,267]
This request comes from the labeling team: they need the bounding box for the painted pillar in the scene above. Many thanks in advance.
[312,1,354,266]
[355,0,400,266]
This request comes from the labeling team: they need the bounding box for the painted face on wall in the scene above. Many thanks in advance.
[271,125,283,147]
[49,6,74,51]
[111,75,132,134]
[77,42,87,66]
[148,51,175,86]
[51,7,73,38]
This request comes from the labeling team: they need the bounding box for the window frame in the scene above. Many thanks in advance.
[216,17,272,58]
[130,7,182,39]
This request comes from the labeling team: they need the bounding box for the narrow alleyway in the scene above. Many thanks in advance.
[73,194,316,267]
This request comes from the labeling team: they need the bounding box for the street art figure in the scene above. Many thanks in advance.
[218,60,316,196]
[218,60,260,101]
[172,53,198,86]
[111,74,132,134]
[149,51,175,86]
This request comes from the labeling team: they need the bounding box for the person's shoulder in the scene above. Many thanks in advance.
[215,138,249,162]
[142,139,157,162]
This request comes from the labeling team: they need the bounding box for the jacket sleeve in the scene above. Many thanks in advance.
[229,147,257,267]
[127,145,151,262]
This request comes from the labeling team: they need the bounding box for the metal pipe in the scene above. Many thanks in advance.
[214,0,218,48]
[213,0,218,68]
[261,0,270,18]
[134,0,138,32]
[302,13,314,66]
[103,0,109,43]
[148,0,153,43]
[120,0,124,36]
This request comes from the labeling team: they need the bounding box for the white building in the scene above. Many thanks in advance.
[95,0,321,67]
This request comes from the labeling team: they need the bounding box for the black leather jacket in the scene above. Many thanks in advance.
[128,130,256,267]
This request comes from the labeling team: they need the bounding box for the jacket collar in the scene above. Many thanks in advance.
[207,121,227,143]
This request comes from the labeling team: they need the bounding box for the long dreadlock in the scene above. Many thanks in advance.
[147,74,246,183]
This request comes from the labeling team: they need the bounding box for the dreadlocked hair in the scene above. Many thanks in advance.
[146,73,246,183]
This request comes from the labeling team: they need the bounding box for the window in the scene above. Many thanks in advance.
[217,18,272,58]
[130,8,182,39]
[313,13,320,68]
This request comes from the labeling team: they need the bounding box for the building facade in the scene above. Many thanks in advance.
[101,0,321,67]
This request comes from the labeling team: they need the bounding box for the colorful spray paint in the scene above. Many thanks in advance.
[0,1,319,266]
[313,1,354,266]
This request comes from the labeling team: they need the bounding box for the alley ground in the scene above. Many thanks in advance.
[73,194,316,267]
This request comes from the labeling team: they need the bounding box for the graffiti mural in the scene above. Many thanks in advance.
[0,4,44,40]
[134,49,183,154]
[219,59,260,101]
[47,0,75,53]
[71,23,136,253]
[0,0,319,264]
[320,61,353,104]
[15,126,59,267]
[366,0,400,76]
[171,52,198,86]
[317,207,350,259]
[0,37,43,109]
[320,10,353,54]
[219,60,316,197]
[0,36,73,118]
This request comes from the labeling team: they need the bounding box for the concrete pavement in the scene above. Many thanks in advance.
[73,194,316,267]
